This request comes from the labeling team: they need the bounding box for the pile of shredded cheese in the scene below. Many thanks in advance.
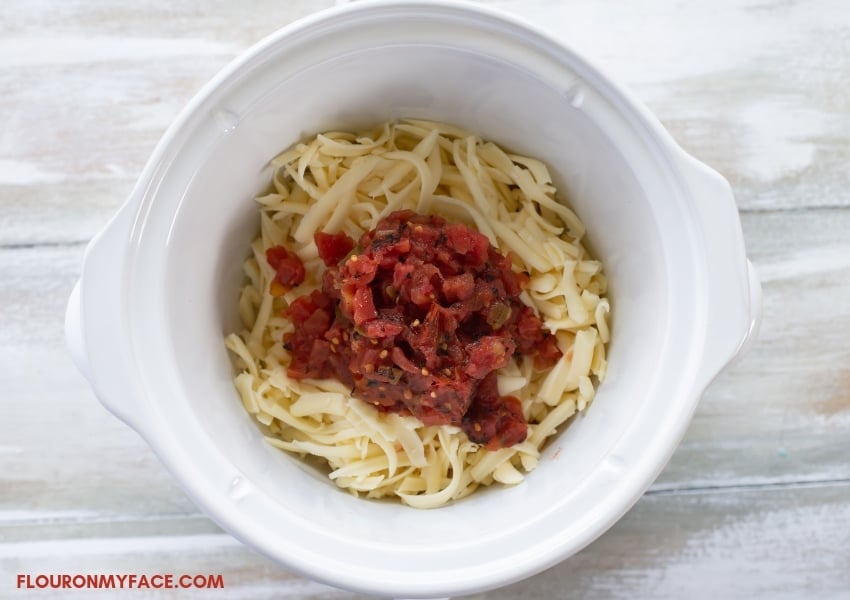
[225,119,609,508]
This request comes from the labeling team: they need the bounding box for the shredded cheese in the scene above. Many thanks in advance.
[224,120,610,508]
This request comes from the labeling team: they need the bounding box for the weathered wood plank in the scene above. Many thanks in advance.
[0,245,200,524]
[2,484,848,599]
[655,207,850,490]
[1,0,847,249]
[0,1,333,246]
[480,482,850,600]
[494,0,850,211]
[0,183,130,247]
[1,0,333,40]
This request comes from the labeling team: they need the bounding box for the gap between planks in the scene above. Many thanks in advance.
[648,476,850,497]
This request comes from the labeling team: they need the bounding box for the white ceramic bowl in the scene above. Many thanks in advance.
[66,1,761,597]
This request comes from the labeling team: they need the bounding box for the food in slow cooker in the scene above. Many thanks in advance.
[225,120,610,508]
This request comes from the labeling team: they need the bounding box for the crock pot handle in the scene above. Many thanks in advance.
[678,154,762,390]
[65,201,147,432]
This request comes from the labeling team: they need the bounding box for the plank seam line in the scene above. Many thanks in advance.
[647,477,850,496]
[0,512,206,527]
[0,240,88,250]
[739,204,850,214]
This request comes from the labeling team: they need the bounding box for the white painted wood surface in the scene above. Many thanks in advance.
[2,0,849,597]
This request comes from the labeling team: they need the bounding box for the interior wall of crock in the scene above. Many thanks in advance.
[161,42,670,541]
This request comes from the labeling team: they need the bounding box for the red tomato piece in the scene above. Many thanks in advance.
[266,245,305,289]
[315,231,355,267]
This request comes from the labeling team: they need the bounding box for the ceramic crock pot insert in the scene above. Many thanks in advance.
[67,2,760,597]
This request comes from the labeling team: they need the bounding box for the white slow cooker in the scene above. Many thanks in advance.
[65,1,761,597]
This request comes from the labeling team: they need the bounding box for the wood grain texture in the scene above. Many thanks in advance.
[655,208,850,490]
[4,484,850,599]
[2,0,849,598]
[493,0,850,212]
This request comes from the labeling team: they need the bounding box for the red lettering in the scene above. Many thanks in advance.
[12,572,222,591]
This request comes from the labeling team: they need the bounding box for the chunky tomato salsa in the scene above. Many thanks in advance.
[267,210,562,450]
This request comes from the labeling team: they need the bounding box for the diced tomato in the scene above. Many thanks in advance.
[444,223,489,265]
[444,223,471,254]
[534,335,562,370]
[265,246,289,270]
[363,318,404,338]
[515,306,545,354]
[392,262,415,291]
[279,210,561,449]
[462,373,527,450]
[286,290,330,325]
[387,347,415,375]
[342,254,378,284]
[464,336,515,379]
[408,265,439,306]
[315,231,355,266]
[266,245,305,289]
[352,286,377,324]
[442,273,475,303]
[283,291,333,379]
